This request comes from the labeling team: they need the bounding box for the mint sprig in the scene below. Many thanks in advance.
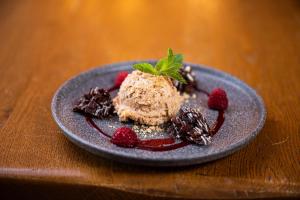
[133,48,186,83]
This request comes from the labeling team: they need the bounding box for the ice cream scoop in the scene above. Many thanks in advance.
[113,70,183,125]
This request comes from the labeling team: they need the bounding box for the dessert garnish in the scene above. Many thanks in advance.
[108,71,129,92]
[111,127,139,148]
[133,48,186,83]
[174,65,197,93]
[73,87,114,118]
[110,126,188,151]
[168,107,212,145]
[208,88,229,110]
[115,71,129,88]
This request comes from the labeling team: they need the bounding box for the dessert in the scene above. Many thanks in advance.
[113,70,183,125]
[208,88,228,110]
[108,71,129,92]
[113,48,186,125]
[111,127,139,148]
[167,107,211,145]
[73,87,114,118]
[73,48,229,151]
[174,65,197,93]
[114,71,129,88]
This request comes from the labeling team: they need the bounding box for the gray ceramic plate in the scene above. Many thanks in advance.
[51,61,266,166]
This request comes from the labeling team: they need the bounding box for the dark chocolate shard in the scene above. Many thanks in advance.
[73,87,114,118]
[167,107,211,145]
[173,65,197,93]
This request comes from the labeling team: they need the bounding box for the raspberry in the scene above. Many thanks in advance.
[111,127,138,148]
[208,88,228,110]
[114,71,128,88]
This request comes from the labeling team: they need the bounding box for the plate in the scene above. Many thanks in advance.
[51,61,266,166]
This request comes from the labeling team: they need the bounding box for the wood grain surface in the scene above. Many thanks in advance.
[0,0,299,199]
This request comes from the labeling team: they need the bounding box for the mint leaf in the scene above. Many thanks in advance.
[173,54,183,64]
[132,48,186,83]
[162,71,186,84]
[167,48,173,63]
[133,63,158,75]
[156,58,169,72]
[155,48,177,72]
[156,49,183,72]
[154,58,166,71]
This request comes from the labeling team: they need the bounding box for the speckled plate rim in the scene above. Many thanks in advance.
[51,60,267,166]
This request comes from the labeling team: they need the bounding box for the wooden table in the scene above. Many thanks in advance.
[0,0,299,199]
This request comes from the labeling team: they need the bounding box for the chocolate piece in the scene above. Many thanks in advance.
[73,87,114,118]
[167,107,211,145]
[173,66,197,93]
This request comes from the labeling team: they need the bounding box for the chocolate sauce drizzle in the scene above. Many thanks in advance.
[85,86,225,151]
